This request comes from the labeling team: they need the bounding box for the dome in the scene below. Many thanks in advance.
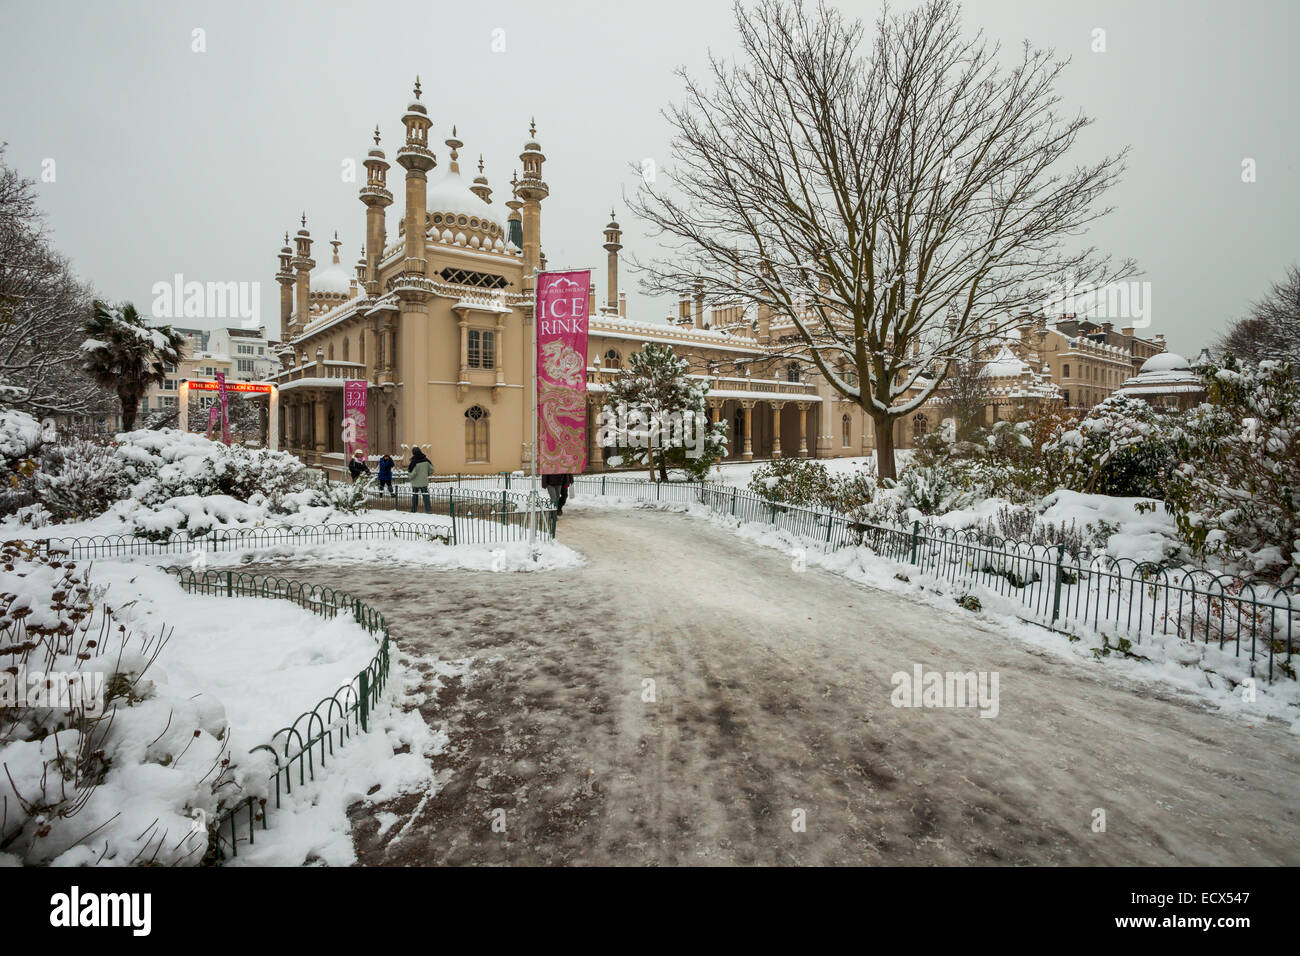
[310,260,352,295]
[426,164,509,235]
[1140,351,1188,374]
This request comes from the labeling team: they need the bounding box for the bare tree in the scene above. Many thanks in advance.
[0,145,114,420]
[936,353,991,441]
[1218,265,1300,367]
[629,0,1133,478]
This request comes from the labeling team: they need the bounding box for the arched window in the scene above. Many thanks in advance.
[604,348,621,370]
[328,343,335,361]
[786,363,801,383]
[359,332,365,364]
[841,414,851,448]
[343,337,350,362]
[464,405,489,462]
[841,362,858,388]
[1063,363,1070,378]
[912,413,928,442]
[387,406,396,450]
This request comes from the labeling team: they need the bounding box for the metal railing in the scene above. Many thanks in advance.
[425,472,1296,682]
[365,484,557,543]
[164,567,391,862]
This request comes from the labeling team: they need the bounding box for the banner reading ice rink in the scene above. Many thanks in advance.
[535,270,591,473]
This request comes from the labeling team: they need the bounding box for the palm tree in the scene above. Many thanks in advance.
[81,301,186,431]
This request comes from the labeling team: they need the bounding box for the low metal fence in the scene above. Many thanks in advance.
[366,485,557,543]
[164,567,391,862]
[432,472,1295,681]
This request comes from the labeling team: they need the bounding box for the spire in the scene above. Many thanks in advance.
[445,126,463,173]
[373,125,381,146]
[301,212,307,229]
[413,75,422,100]
[471,153,492,203]
[331,231,341,264]
[529,116,536,138]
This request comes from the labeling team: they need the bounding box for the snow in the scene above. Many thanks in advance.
[0,559,387,865]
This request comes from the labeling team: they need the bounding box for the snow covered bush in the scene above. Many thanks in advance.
[1166,358,1300,583]
[0,543,203,864]
[896,462,976,514]
[748,458,836,507]
[33,437,126,522]
[1044,394,1181,498]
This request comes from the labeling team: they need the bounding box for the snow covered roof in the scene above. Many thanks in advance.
[1116,350,1204,400]
[1139,351,1189,374]
[426,164,508,232]
[310,260,352,295]
[980,345,1032,378]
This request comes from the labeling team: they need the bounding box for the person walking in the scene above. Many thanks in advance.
[377,453,395,498]
[408,447,433,513]
[348,450,371,483]
[541,472,573,516]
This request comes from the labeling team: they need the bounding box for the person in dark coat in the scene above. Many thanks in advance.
[541,473,574,516]
[348,451,371,483]
[407,448,433,513]
[377,453,395,496]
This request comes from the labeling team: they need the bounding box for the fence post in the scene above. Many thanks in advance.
[226,569,233,597]
[501,489,508,526]
[909,521,920,565]
[358,668,369,733]
[354,598,362,624]
[1051,544,1066,623]
[825,511,834,544]
[731,487,737,516]
[601,475,606,496]
[448,489,457,541]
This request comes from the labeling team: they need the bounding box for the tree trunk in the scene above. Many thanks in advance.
[647,439,656,482]
[119,389,138,432]
[873,409,897,481]
[659,451,670,483]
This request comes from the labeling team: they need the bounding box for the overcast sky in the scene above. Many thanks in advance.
[1,0,1296,356]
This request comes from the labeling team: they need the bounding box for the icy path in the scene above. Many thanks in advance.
[249,506,1299,865]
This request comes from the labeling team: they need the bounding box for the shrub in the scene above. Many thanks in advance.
[747,458,836,507]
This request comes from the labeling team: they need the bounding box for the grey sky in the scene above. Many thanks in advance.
[1,0,1295,357]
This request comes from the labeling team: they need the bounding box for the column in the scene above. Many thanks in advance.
[797,402,810,457]
[268,387,280,449]
[313,393,327,455]
[771,401,784,459]
[741,401,754,461]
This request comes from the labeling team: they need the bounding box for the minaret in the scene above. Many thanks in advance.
[505,171,524,251]
[395,77,435,276]
[471,155,492,204]
[360,125,393,297]
[291,214,315,338]
[603,209,622,312]
[351,245,363,297]
[276,232,294,342]
[390,78,437,453]
[517,119,549,288]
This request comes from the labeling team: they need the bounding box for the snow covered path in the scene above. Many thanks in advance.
[249,506,1298,865]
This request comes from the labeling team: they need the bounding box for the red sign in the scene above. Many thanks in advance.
[186,380,272,394]
[344,380,368,463]
[535,270,590,473]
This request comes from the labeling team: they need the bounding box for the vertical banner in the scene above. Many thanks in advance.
[344,380,368,464]
[206,405,220,441]
[535,270,591,473]
[215,371,230,445]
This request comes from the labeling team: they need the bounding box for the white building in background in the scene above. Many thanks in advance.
[142,325,280,422]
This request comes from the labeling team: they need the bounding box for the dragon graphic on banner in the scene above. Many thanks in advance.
[535,270,591,473]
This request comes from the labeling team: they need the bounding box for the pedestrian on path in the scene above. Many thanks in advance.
[408,448,433,513]
[377,453,395,497]
[348,450,371,483]
[541,472,573,516]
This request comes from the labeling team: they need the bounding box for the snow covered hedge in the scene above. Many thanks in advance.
[0,419,369,538]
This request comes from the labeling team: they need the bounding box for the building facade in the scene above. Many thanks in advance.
[265,83,1173,476]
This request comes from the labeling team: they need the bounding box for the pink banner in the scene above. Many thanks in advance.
[536,270,590,473]
[206,405,220,440]
[344,380,368,463]
[215,371,230,445]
